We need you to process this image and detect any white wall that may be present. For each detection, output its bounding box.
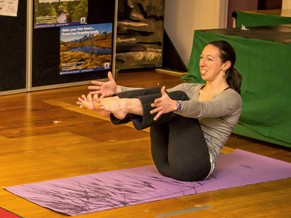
[164,0,228,67]
[282,0,291,9]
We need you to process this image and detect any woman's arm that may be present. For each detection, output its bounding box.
[179,89,242,119]
[88,71,142,97]
[88,71,119,97]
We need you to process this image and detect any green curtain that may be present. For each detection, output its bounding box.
[183,30,291,148]
[235,10,291,28]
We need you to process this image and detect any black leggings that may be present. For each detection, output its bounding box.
[111,87,211,181]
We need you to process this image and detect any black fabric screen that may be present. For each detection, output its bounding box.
[0,1,27,91]
[32,0,116,87]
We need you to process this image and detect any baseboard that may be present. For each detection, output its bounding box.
[155,68,187,77]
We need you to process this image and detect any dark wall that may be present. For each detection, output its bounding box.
[0,1,27,91]
[258,0,282,10]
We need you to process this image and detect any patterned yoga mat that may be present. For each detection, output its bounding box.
[4,149,291,216]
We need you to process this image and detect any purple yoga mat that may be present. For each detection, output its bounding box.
[4,149,291,216]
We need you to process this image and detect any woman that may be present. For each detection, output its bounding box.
[77,40,242,181]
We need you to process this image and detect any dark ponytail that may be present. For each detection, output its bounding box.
[226,67,242,94]
[209,40,242,94]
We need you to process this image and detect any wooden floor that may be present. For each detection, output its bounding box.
[0,70,290,218]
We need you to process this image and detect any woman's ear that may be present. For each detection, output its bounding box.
[222,60,231,71]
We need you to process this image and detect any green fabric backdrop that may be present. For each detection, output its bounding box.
[234,10,291,27]
[183,28,291,148]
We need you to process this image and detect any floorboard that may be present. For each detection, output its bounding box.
[0,70,290,217]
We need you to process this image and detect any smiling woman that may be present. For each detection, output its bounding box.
[199,41,242,99]
[77,40,243,182]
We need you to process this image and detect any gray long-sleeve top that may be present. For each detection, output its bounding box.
[167,83,242,170]
[121,83,242,172]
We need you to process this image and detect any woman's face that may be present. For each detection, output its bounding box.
[199,44,226,82]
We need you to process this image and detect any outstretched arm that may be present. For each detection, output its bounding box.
[150,86,178,121]
[88,71,121,98]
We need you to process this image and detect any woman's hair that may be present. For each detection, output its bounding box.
[209,40,242,94]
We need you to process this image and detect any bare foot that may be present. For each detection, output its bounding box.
[92,95,111,117]
[94,107,111,117]
[99,96,128,119]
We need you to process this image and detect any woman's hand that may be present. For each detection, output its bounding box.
[88,71,117,98]
[150,86,178,121]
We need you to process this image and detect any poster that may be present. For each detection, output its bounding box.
[34,0,88,29]
[0,0,18,17]
[60,23,113,75]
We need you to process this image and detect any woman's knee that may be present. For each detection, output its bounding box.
[167,90,189,101]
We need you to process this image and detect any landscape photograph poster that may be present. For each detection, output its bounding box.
[34,0,88,29]
[60,23,113,75]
